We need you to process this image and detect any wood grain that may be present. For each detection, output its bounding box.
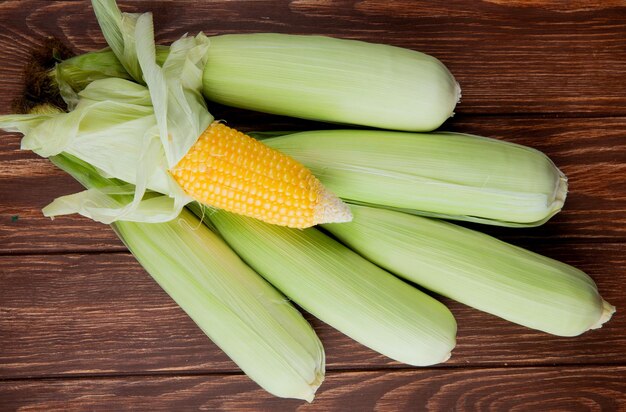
[1,0,625,409]
[2,367,625,411]
[1,244,623,379]
[0,1,626,115]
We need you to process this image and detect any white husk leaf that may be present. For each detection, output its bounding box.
[0,3,213,223]
[134,13,213,167]
[92,0,143,82]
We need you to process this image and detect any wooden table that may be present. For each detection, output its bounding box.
[1,1,625,410]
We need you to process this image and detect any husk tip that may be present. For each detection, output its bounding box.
[590,299,616,330]
[289,372,324,403]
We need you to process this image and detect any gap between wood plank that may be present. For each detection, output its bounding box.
[2,362,626,383]
[2,238,626,258]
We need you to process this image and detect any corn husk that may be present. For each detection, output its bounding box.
[325,204,614,336]
[207,210,457,366]
[0,1,213,223]
[52,24,460,131]
[202,33,460,131]
[49,153,325,401]
[264,129,568,227]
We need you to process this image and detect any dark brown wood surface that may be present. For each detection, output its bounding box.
[1,1,625,410]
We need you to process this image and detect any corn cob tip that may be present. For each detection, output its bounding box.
[590,299,616,330]
[313,187,353,225]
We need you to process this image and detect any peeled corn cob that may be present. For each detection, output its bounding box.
[325,204,614,336]
[171,122,351,228]
[264,129,568,227]
[51,153,325,402]
[207,210,457,366]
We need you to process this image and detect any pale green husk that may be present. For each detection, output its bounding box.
[207,210,457,366]
[53,45,169,105]
[325,204,615,336]
[114,213,324,401]
[202,33,460,131]
[0,77,188,223]
[50,27,460,132]
[49,153,324,401]
[264,129,568,227]
[91,0,214,169]
[0,0,213,224]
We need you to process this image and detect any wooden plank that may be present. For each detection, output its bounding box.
[0,1,625,115]
[1,244,623,379]
[2,115,625,253]
[1,366,625,411]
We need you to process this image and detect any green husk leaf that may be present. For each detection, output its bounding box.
[264,129,568,227]
[53,46,169,103]
[50,153,325,402]
[201,33,460,131]
[207,210,457,366]
[324,204,615,336]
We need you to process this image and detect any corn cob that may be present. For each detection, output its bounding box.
[0,0,351,228]
[50,153,325,402]
[171,122,351,228]
[53,33,459,133]
[207,210,457,367]
[202,33,460,131]
[264,129,567,227]
[324,204,615,336]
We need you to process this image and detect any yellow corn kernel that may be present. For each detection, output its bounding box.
[170,122,351,228]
